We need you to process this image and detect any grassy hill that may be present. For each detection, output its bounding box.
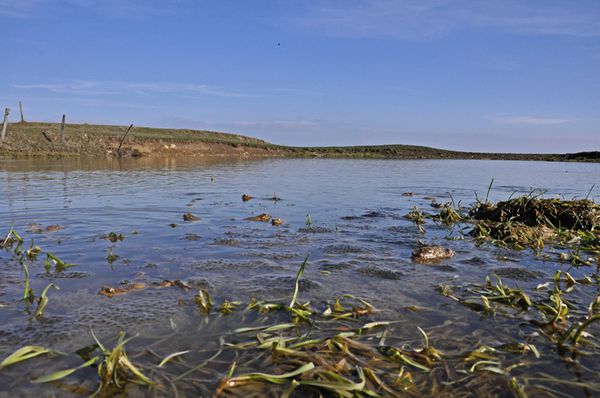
[0,121,597,162]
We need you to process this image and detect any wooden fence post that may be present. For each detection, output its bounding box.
[117,124,134,156]
[1,108,10,141]
[60,114,66,145]
[19,101,25,123]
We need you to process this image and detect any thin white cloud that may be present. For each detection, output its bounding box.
[0,0,45,17]
[491,115,569,126]
[297,0,600,40]
[0,0,188,18]
[232,120,319,128]
[11,80,253,98]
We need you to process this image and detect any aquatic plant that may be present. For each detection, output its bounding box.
[31,283,59,320]
[405,206,426,233]
[33,331,155,394]
[0,346,51,370]
[433,202,464,225]
[45,252,77,272]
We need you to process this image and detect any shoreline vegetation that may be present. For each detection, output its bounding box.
[0,121,598,162]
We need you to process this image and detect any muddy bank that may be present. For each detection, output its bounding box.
[0,122,598,161]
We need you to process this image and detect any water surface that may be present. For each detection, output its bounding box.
[0,157,599,397]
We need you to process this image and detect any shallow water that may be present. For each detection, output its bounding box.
[0,157,599,397]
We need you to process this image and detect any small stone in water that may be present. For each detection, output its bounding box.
[183,213,199,221]
[411,245,455,262]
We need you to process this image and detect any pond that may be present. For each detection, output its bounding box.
[0,157,599,397]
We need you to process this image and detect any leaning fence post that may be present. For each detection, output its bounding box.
[19,101,25,123]
[60,114,66,145]
[1,108,10,141]
[117,124,134,156]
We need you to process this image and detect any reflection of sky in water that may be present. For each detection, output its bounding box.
[2,158,598,215]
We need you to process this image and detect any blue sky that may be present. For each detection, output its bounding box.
[1,0,599,152]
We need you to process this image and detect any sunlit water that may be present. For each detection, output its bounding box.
[0,157,599,397]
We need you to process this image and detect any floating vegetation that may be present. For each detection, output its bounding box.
[26,241,42,260]
[271,217,283,226]
[194,289,213,313]
[469,195,600,252]
[433,202,465,225]
[101,232,125,242]
[405,206,426,233]
[242,194,253,202]
[45,252,77,272]
[106,246,119,264]
[471,196,599,230]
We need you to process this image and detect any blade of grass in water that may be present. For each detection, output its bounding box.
[32,283,59,320]
[289,254,309,308]
[0,346,51,370]
[228,362,315,385]
[32,356,99,383]
[22,263,34,302]
[158,350,190,367]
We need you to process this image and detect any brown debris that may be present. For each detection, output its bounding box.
[271,218,283,226]
[99,283,147,298]
[245,213,271,222]
[183,213,199,221]
[242,194,253,202]
[402,192,414,197]
[26,223,62,233]
[158,279,191,291]
[45,225,62,232]
[99,279,191,297]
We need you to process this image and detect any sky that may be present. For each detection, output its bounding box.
[1,0,599,152]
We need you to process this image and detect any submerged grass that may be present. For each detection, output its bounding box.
[0,254,529,397]
[1,191,599,397]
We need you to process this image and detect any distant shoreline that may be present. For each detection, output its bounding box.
[0,122,598,162]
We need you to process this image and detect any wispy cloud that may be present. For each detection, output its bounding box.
[11,80,254,98]
[0,0,187,18]
[159,117,322,135]
[232,120,319,128]
[296,0,600,40]
[490,115,569,126]
[0,0,45,17]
